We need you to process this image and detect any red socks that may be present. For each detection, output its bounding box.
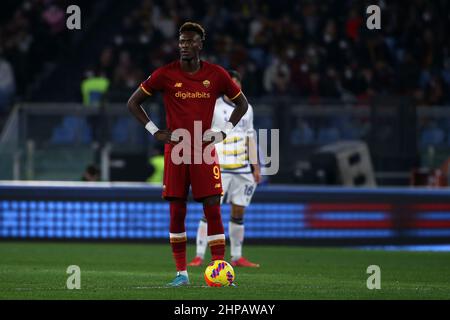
[169,201,225,270]
[203,204,225,261]
[169,201,187,271]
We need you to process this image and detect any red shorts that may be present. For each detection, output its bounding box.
[162,144,223,201]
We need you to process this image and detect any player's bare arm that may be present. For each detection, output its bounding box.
[205,93,249,144]
[219,92,248,140]
[228,93,249,129]
[127,87,176,144]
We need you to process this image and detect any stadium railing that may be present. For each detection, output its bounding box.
[1,100,450,184]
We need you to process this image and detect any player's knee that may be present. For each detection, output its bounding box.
[231,204,245,219]
[203,195,221,206]
[203,200,221,221]
[170,200,187,212]
[171,198,187,205]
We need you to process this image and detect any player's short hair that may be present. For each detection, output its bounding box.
[179,22,206,41]
[228,70,242,82]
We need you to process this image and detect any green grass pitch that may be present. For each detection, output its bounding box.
[0,242,449,299]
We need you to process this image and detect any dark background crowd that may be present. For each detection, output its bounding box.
[1,0,450,185]
[0,0,449,111]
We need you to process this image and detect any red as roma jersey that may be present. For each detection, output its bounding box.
[140,60,241,136]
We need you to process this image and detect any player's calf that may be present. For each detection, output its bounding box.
[188,217,207,266]
[169,201,189,280]
[203,199,226,261]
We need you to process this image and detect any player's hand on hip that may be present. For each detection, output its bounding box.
[155,129,179,145]
[203,129,226,144]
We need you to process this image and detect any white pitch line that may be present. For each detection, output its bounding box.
[133,285,210,289]
[9,285,216,291]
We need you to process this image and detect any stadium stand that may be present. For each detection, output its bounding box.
[1,0,448,105]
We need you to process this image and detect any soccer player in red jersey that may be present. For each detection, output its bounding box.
[127,22,249,287]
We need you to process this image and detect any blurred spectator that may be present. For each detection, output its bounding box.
[1,0,450,105]
[97,47,116,80]
[81,69,110,107]
[346,8,363,42]
[320,67,342,99]
[424,75,447,106]
[112,50,145,91]
[263,57,291,94]
[41,4,65,35]
[81,164,100,182]
[146,144,164,184]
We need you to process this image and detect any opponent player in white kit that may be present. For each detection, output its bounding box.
[188,70,261,267]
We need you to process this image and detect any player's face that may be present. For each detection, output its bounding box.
[179,32,202,61]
